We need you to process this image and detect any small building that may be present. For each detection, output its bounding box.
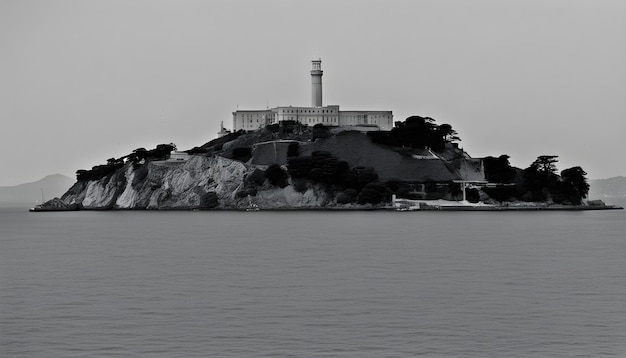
[167,151,191,162]
[217,121,232,138]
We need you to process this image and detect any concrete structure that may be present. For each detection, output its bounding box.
[311,59,323,107]
[217,121,231,138]
[232,59,393,132]
[167,151,191,162]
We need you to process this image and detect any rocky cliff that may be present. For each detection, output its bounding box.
[60,155,333,210]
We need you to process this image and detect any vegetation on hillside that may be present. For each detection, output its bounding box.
[522,156,589,204]
[70,114,591,207]
[368,116,460,150]
[76,143,176,182]
[482,154,590,205]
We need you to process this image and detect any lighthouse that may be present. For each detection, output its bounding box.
[232,59,393,131]
[311,59,323,107]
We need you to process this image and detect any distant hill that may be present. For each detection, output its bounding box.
[588,176,626,199]
[0,174,75,206]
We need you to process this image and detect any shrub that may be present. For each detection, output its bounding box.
[232,147,252,162]
[483,155,516,183]
[287,142,300,157]
[245,168,266,186]
[264,164,289,188]
[201,192,219,209]
[353,167,379,191]
[336,189,358,204]
[385,178,403,192]
[368,116,455,150]
[466,188,480,203]
[395,186,410,199]
[483,185,515,202]
[312,123,331,141]
[356,182,392,205]
[292,178,308,193]
[287,156,313,178]
[357,187,382,205]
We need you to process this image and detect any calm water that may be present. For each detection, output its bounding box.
[1,205,625,357]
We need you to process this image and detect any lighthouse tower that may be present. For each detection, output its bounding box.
[311,59,323,107]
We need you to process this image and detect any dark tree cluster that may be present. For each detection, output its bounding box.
[126,143,176,164]
[76,159,124,182]
[561,166,590,204]
[368,116,461,151]
[356,182,393,205]
[281,151,398,205]
[264,164,289,188]
[232,147,252,162]
[76,143,177,182]
[483,155,517,183]
[287,151,365,189]
[482,185,525,203]
[520,155,589,204]
[481,155,589,204]
[287,142,300,157]
[311,123,331,141]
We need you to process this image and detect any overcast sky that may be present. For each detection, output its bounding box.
[1,0,625,186]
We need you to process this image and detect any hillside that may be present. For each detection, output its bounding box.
[47,118,486,210]
[41,117,602,211]
[0,174,74,206]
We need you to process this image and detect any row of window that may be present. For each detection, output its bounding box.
[280,109,336,114]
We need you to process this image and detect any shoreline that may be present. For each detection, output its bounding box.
[29,204,624,212]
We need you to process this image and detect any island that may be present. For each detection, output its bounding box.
[34,116,621,211]
[32,59,622,212]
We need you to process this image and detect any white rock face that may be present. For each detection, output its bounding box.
[62,155,333,210]
[115,166,137,209]
[82,173,122,208]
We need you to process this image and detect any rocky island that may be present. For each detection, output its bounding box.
[35,116,621,211]
[33,59,621,212]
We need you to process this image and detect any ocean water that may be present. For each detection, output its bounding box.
[1,205,625,357]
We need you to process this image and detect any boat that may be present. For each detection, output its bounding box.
[392,194,422,211]
[246,195,260,212]
[29,196,79,212]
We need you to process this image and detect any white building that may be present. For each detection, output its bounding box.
[232,59,393,132]
[167,151,190,162]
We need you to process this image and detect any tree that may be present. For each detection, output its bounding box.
[200,192,219,209]
[375,115,453,150]
[521,155,559,200]
[438,123,461,142]
[561,166,590,203]
[264,164,289,188]
[287,156,313,178]
[531,155,559,174]
[336,189,358,204]
[356,182,392,205]
[483,155,516,183]
[76,169,90,181]
[356,187,382,205]
[312,123,331,141]
[132,147,148,162]
[287,142,300,157]
[232,147,252,161]
[151,143,176,159]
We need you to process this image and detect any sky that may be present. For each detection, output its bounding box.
[1,0,625,186]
